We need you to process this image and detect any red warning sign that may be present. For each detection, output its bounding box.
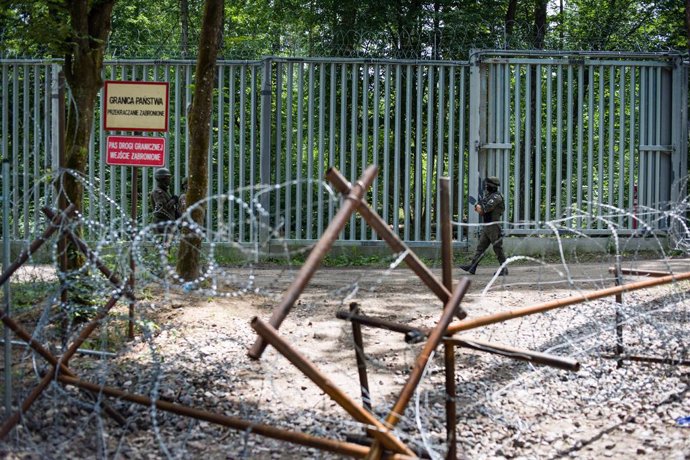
[106,135,166,167]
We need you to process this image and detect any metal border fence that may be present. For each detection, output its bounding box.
[0,52,687,247]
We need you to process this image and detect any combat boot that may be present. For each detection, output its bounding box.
[460,256,480,275]
[459,264,476,275]
[495,267,508,276]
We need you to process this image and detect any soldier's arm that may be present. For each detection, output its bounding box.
[481,193,502,213]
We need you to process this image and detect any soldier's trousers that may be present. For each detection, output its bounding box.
[470,224,506,266]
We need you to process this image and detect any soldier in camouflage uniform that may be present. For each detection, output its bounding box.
[460,176,508,276]
[150,167,180,237]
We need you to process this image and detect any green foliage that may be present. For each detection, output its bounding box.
[5,280,56,311]
[5,0,683,60]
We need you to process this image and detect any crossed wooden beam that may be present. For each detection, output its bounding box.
[0,204,131,437]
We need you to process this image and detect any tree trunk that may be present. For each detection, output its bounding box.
[176,0,224,281]
[180,0,189,58]
[61,0,115,272]
[505,0,518,45]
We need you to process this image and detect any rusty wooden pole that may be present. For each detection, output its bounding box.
[251,316,415,456]
[446,270,690,335]
[60,294,121,367]
[608,267,673,278]
[43,208,134,300]
[349,303,372,412]
[129,167,138,339]
[439,177,457,460]
[336,310,422,335]
[444,337,581,371]
[385,278,470,428]
[367,278,471,459]
[248,165,379,360]
[325,168,467,320]
[0,204,76,289]
[56,375,416,460]
[0,372,53,439]
[612,259,625,368]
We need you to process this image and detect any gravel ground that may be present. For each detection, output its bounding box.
[1,259,689,459]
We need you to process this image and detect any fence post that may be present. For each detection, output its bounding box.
[468,50,483,236]
[259,58,272,248]
[2,158,12,418]
[671,55,688,203]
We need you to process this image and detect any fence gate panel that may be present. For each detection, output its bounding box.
[475,52,687,236]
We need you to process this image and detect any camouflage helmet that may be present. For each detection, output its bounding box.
[486,176,500,187]
[154,168,172,180]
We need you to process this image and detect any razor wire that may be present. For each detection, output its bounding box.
[0,18,685,61]
[0,169,688,459]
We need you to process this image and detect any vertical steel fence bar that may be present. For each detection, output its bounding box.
[317,63,325,238]
[383,64,391,226]
[361,63,369,240]
[503,63,511,227]
[448,68,456,235]
[556,65,563,222]
[654,66,662,210]
[608,66,615,213]
[565,63,568,228]
[327,63,336,226]
[587,64,594,228]
[294,63,303,240]
[514,64,522,225]
[91,67,101,228]
[119,66,130,219]
[535,64,542,225]
[275,64,284,231]
[306,63,314,240]
[436,67,445,237]
[425,65,434,240]
[317,63,326,237]
[44,64,52,221]
[349,63,357,240]
[32,67,40,229]
[228,65,237,238]
[392,64,401,237]
[576,64,584,229]
[239,65,247,242]
[22,65,29,237]
[3,158,12,417]
[628,67,636,230]
[487,65,495,175]
[372,64,380,238]
[643,66,651,211]
[524,64,532,226]
[1,64,7,231]
[566,64,573,226]
[108,66,119,225]
[457,67,466,241]
[404,64,412,240]
[618,67,626,226]
[597,64,604,228]
[545,64,553,223]
[173,65,182,198]
[217,66,225,231]
[259,60,270,245]
[415,65,423,241]
[11,66,18,237]
[250,66,257,243]
[339,63,346,240]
